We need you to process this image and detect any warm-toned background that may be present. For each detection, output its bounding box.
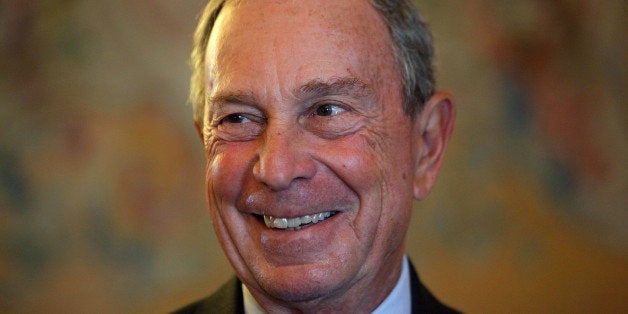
[1,1,626,313]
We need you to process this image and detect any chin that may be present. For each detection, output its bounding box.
[259,278,341,304]
[251,259,359,304]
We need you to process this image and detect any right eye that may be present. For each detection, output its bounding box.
[214,113,264,141]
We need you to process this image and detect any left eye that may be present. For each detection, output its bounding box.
[315,104,345,116]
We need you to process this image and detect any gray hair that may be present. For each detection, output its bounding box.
[190,0,434,128]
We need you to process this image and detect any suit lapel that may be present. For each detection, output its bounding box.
[408,260,459,313]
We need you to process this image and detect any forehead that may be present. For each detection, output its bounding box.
[206,0,399,100]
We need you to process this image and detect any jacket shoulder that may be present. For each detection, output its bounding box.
[409,260,460,313]
[171,276,244,314]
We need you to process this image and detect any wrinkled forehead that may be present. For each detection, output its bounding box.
[205,0,400,96]
[216,0,386,39]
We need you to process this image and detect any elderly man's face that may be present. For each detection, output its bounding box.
[201,0,452,310]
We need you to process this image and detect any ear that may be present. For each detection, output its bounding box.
[413,92,456,200]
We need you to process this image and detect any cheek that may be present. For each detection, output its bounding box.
[205,142,255,206]
[327,127,415,224]
[330,126,414,192]
[323,137,382,190]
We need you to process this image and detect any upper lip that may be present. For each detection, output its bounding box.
[242,195,338,219]
[240,186,356,223]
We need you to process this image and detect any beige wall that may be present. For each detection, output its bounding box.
[1,1,625,313]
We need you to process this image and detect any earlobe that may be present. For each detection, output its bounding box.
[412,92,456,200]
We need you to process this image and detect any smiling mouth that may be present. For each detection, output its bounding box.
[262,211,336,230]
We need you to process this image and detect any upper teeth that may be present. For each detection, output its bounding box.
[264,212,333,230]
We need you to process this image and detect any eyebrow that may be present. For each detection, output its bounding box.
[296,77,373,102]
[208,91,259,107]
[207,77,374,108]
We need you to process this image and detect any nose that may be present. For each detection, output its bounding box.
[253,124,316,190]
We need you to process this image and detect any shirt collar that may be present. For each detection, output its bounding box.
[371,255,412,314]
[243,255,411,314]
[242,284,265,314]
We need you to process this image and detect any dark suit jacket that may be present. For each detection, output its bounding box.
[174,261,459,313]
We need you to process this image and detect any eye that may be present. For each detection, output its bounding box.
[213,112,265,142]
[221,113,251,124]
[300,101,361,140]
[315,103,345,117]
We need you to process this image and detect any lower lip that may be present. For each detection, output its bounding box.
[254,212,342,265]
